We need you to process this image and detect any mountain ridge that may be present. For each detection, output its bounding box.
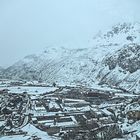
[2,22,140,93]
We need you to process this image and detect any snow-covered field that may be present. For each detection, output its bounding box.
[0,86,58,94]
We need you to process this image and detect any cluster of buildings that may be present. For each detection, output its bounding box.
[0,83,140,140]
[0,89,30,136]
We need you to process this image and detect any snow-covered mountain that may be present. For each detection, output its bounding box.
[3,47,97,85]
[2,22,140,93]
[97,43,140,93]
[0,66,4,78]
[0,66,4,71]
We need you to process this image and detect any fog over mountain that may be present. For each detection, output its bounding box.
[0,0,140,67]
[1,22,140,93]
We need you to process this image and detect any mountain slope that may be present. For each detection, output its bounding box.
[97,43,140,93]
[0,66,4,78]
[3,47,98,85]
[2,22,140,92]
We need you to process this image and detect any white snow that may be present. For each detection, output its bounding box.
[0,86,58,94]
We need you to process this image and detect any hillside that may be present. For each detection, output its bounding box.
[97,43,140,93]
[2,22,140,93]
[0,66,4,78]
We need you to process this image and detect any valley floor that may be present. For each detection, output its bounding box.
[0,80,140,140]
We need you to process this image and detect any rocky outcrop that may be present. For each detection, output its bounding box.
[97,43,140,93]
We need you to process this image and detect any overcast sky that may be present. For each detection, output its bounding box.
[0,0,140,67]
